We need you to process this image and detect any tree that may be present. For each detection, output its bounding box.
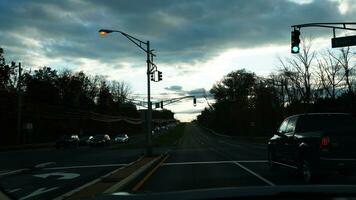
[110,81,131,104]
[316,50,344,100]
[279,38,316,104]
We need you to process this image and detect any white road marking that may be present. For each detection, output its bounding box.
[52,157,143,200]
[162,160,267,166]
[273,161,298,169]
[34,162,56,169]
[44,163,127,170]
[8,188,21,193]
[234,162,275,186]
[0,168,28,176]
[33,172,80,180]
[19,187,58,200]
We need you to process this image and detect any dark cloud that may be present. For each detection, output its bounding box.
[0,0,354,68]
[164,85,183,91]
[187,88,208,96]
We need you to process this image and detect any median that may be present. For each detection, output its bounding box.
[61,153,168,200]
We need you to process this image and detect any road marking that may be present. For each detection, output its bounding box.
[44,163,127,170]
[53,157,143,200]
[34,162,56,169]
[0,168,28,176]
[8,188,21,193]
[33,172,80,180]
[233,162,275,186]
[132,154,170,192]
[19,187,58,200]
[162,160,267,166]
[273,161,298,169]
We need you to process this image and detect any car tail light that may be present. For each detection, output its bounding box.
[320,136,330,148]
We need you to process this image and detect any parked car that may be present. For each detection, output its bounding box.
[91,134,111,146]
[79,135,93,146]
[114,134,129,143]
[268,113,356,183]
[56,134,80,149]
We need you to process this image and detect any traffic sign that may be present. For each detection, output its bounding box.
[332,35,356,48]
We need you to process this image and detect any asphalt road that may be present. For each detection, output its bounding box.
[0,146,143,200]
[139,123,356,193]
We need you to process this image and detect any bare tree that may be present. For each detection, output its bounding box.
[279,38,316,104]
[329,47,355,94]
[316,50,343,100]
[110,81,131,104]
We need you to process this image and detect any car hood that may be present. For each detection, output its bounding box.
[82,185,356,200]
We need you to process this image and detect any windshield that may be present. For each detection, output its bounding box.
[2,1,356,200]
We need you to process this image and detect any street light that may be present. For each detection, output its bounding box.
[98,28,155,156]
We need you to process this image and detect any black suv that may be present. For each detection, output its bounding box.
[268,113,356,182]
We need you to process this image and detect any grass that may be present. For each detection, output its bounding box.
[153,123,186,147]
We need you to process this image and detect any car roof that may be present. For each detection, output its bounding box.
[288,113,351,118]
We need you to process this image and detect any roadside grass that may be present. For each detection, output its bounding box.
[153,123,186,147]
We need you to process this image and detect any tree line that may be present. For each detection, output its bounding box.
[197,40,356,137]
[0,47,174,145]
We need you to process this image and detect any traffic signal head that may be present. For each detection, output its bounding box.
[291,29,300,54]
[151,73,155,81]
[193,97,197,106]
[160,101,163,109]
[158,71,162,81]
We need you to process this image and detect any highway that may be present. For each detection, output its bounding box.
[1,123,356,199]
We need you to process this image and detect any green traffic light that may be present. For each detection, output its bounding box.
[292,46,299,53]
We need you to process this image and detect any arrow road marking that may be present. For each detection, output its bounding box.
[19,187,58,200]
[33,172,80,180]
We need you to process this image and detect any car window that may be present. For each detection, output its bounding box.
[297,114,356,133]
[278,119,288,133]
[285,116,297,134]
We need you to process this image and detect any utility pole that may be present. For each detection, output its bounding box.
[146,41,153,156]
[17,62,22,144]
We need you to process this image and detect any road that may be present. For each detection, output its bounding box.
[1,124,356,199]
[0,146,143,200]
[139,123,356,192]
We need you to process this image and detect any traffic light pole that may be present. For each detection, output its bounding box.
[146,41,153,156]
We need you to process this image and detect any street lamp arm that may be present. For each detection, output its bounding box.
[119,31,149,53]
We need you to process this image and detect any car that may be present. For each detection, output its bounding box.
[79,135,93,146]
[268,113,356,183]
[91,134,111,146]
[114,134,129,143]
[56,134,80,149]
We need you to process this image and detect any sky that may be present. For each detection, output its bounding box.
[0,0,356,122]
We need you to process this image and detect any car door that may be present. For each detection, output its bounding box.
[283,116,298,164]
[274,118,289,160]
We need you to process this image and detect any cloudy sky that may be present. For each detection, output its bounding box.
[1,0,355,121]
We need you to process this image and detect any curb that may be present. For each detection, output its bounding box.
[104,154,164,193]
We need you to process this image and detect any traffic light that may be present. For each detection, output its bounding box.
[291,29,300,54]
[155,102,160,109]
[160,101,163,109]
[158,71,162,81]
[193,97,197,106]
[150,72,155,81]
